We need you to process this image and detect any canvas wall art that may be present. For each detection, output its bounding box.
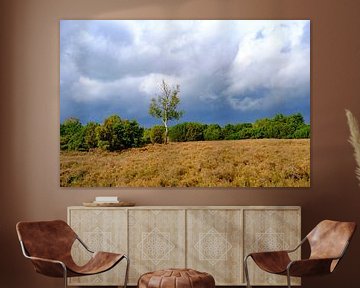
[60,20,310,187]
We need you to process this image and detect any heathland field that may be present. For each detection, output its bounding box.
[60,139,310,187]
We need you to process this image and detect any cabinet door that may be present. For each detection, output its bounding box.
[187,209,243,285]
[128,209,186,284]
[243,209,301,286]
[68,208,127,286]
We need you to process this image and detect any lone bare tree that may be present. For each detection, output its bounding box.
[149,80,183,144]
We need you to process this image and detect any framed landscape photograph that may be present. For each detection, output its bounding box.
[60,20,310,187]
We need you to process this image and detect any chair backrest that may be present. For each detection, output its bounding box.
[307,220,356,261]
[16,220,77,261]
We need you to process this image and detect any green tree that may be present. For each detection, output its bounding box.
[204,124,223,141]
[168,122,206,142]
[293,125,310,138]
[60,117,83,150]
[223,124,236,140]
[96,115,122,151]
[227,127,253,140]
[121,119,144,148]
[149,80,184,144]
[142,128,152,144]
[223,123,252,140]
[168,122,188,142]
[185,122,206,141]
[67,127,87,151]
[84,122,99,149]
[96,115,144,151]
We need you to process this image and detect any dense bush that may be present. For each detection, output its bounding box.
[84,122,99,149]
[150,125,166,144]
[169,122,206,142]
[252,113,307,139]
[97,115,144,151]
[204,124,223,141]
[223,123,252,140]
[186,122,206,141]
[60,118,87,151]
[228,127,253,140]
[292,125,311,138]
[168,123,187,142]
[142,128,151,144]
[61,115,144,151]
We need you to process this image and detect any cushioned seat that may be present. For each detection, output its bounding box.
[138,268,215,288]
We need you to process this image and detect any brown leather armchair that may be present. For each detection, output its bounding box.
[16,220,129,288]
[244,220,356,288]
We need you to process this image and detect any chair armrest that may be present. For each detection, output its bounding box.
[247,250,291,260]
[26,255,67,278]
[19,240,67,277]
[76,236,94,253]
[26,255,65,265]
[245,237,306,259]
[287,258,335,277]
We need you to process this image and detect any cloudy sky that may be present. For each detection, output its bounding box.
[60,20,310,127]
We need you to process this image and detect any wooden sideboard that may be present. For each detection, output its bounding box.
[67,206,301,286]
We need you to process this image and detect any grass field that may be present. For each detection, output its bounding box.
[60,139,310,187]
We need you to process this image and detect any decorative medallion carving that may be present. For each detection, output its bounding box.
[138,228,175,265]
[194,227,232,265]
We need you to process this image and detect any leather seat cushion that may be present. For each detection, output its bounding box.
[138,268,215,288]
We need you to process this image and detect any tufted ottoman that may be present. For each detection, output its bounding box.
[138,268,215,288]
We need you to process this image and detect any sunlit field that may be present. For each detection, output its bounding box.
[60,139,310,187]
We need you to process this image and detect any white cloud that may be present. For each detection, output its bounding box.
[61,20,310,123]
[225,21,310,111]
[139,73,181,96]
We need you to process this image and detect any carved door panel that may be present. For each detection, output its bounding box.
[68,208,127,286]
[128,209,186,284]
[243,209,301,286]
[187,209,243,285]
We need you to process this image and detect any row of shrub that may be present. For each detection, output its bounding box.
[60,115,144,151]
[60,113,310,151]
[143,113,310,144]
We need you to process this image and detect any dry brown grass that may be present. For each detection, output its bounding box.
[60,139,310,187]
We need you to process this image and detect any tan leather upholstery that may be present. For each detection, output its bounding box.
[16,220,125,278]
[138,268,215,288]
[307,220,356,260]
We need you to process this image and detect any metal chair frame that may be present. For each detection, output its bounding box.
[19,234,129,288]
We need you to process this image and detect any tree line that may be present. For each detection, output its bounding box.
[60,113,310,152]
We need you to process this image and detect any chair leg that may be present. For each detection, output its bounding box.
[62,264,68,288]
[286,269,291,288]
[244,255,252,288]
[123,255,130,288]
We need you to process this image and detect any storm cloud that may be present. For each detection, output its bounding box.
[60,20,310,126]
